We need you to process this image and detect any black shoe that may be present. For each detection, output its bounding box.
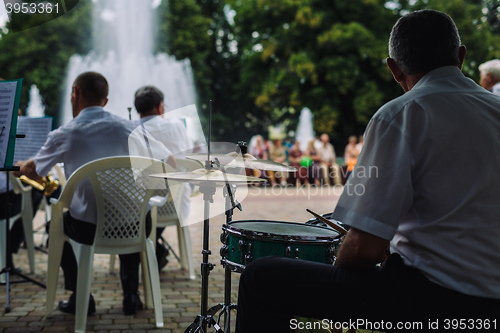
[123,291,144,315]
[156,241,169,270]
[58,293,96,315]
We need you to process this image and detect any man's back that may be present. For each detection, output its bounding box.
[35,107,136,223]
[140,116,192,155]
[336,66,500,298]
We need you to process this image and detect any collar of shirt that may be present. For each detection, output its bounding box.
[412,66,464,90]
[73,106,107,122]
[139,115,159,124]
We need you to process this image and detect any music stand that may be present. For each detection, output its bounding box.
[1,154,46,314]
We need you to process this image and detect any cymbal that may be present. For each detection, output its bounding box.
[186,152,297,172]
[150,168,266,185]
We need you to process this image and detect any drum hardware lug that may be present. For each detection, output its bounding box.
[220,245,228,257]
[294,247,299,259]
[239,239,246,264]
[244,243,253,265]
[220,233,228,244]
[285,245,291,257]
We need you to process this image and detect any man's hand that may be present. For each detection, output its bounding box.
[12,160,25,177]
[13,158,41,180]
[334,227,390,271]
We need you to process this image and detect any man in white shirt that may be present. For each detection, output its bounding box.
[235,10,500,332]
[133,86,193,269]
[16,72,173,315]
[479,59,500,96]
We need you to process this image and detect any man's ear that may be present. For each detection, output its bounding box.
[386,58,405,83]
[458,45,467,70]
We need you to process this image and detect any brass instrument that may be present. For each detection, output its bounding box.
[20,173,60,196]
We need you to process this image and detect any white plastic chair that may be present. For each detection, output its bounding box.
[152,158,198,279]
[152,158,197,279]
[110,158,197,280]
[0,173,36,283]
[150,181,196,280]
[45,156,166,332]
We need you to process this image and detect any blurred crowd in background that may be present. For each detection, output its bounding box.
[246,133,363,187]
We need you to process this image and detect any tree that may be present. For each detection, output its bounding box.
[226,0,401,146]
[156,0,246,142]
[0,1,92,121]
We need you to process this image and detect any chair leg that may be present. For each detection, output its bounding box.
[109,254,116,274]
[140,251,153,309]
[145,238,164,328]
[178,225,196,280]
[45,209,66,316]
[73,244,95,333]
[21,214,36,274]
[20,189,34,273]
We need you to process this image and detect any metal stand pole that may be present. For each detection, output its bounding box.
[185,185,218,333]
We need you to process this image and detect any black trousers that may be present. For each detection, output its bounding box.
[60,211,152,295]
[236,254,500,333]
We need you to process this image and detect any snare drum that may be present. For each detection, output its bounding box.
[220,220,342,272]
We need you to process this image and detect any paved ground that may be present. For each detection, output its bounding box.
[0,185,342,332]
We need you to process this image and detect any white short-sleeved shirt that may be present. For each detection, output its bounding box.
[35,106,169,223]
[138,115,193,219]
[333,66,500,299]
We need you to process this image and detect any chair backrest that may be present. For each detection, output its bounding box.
[153,160,192,223]
[153,184,185,224]
[8,173,33,222]
[57,156,170,254]
[8,172,31,195]
[52,163,67,187]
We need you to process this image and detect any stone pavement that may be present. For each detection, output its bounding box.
[0,185,342,332]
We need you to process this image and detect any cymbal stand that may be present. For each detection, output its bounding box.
[207,182,241,333]
[209,142,248,332]
[185,100,222,333]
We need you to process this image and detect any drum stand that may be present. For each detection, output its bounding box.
[207,183,241,332]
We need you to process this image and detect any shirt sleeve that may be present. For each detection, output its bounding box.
[34,130,63,177]
[332,116,414,240]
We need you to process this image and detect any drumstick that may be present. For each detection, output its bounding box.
[306,209,347,235]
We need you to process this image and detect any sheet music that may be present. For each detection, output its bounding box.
[13,117,52,162]
[0,81,18,168]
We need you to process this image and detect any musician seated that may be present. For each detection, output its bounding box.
[235,10,500,332]
[15,71,174,315]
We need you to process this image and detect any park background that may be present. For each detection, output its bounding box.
[1,0,500,152]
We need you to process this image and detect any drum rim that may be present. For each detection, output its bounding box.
[223,219,341,243]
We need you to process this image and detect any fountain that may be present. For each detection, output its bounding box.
[60,0,203,144]
[26,84,45,117]
[295,107,315,151]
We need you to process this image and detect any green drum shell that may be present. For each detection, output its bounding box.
[220,220,341,273]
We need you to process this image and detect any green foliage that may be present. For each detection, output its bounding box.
[0,0,92,121]
[227,0,399,144]
[2,0,500,148]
